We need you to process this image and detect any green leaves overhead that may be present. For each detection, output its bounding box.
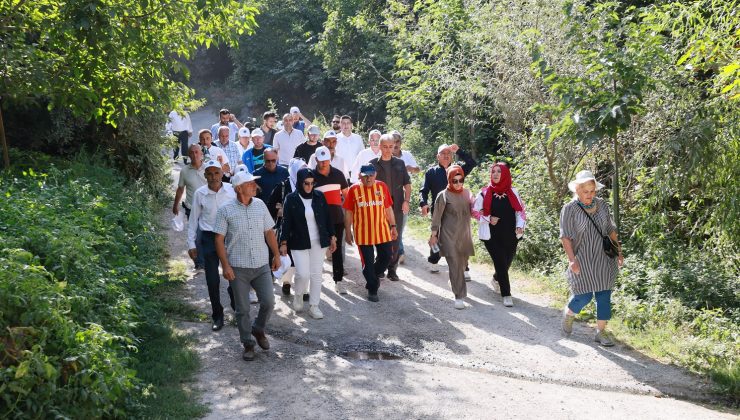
[0,0,259,127]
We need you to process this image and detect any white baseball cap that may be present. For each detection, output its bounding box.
[238,127,250,137]
[231,171,260,186]
[290,106,300,114]
[437,143,452,154]
[307,125,321,135]
[315,146,331,162]
[251,128,264,137]
[203,159,222,170]
[323,130,338,139]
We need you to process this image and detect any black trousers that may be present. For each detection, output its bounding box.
[358,242,392,294]
[482,238,518,297]
[332,223,345,282]
[173,131,189,159]
[200,231,235,320]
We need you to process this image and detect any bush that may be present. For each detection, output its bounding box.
[0,153,169,417]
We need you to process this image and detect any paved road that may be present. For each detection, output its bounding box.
[168,110,734,419]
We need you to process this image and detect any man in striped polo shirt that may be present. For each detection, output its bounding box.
[343,165,398,302]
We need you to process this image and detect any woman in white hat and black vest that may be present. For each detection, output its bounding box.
[559,170,624,346]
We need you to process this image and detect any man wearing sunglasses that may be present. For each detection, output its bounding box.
[254,149,289,204]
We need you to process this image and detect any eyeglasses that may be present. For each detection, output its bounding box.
[451,178,464,184]
[303,181,315,186]
[264,159,277,163]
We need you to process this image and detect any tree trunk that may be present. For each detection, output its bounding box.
[613,134,620,236]
[0,99,9,170]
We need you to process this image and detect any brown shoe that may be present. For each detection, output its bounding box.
[242,344,256,361]
[252,330,270,350]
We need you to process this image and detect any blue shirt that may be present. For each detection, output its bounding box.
[242,144,273,173]
[419,148,477,211]
[254,165,289,204]
[293,120,306,133]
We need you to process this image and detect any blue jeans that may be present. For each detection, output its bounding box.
[231,265,275,346]
[568,290,612,321]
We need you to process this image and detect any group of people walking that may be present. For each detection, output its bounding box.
[171,105,624,361]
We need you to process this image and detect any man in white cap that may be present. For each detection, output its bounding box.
[188,159,236,331]
[313,146,350,293]
[350,129,381,184]
[335,115,364,181]
[214,170,281,361]
[289,106,312,134]
[273,113,305,166]
[236,127,253,159]
[419,142,477,273]
[241,128,273,173]
[308,130,348,177]
[293,124,322,163]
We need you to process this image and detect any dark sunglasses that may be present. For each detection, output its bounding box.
[264,159,277,163]
[451,178,464,184]
[303,181,316,186]
[331,120,340,124]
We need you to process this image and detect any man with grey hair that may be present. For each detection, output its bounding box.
[214,171,281,361]
[174,144,206,270]
[370,133,411,281]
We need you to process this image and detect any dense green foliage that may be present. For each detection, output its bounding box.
[225,0,739,396]
[0,154,202,417]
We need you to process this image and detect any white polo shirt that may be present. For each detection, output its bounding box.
[335,132,364,179]
[273,128,305,166]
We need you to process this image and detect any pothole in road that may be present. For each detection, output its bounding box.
[341,351,403,361]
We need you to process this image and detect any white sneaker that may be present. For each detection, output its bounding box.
[293,294,304,312]
[430,264,440,274]
[503,296,514,307]
[454,299,465,310]
[249,291,258,304]
[335,282,347,295]
[464,270,471,281]
[308,305,324,319]
[491,274,500,294]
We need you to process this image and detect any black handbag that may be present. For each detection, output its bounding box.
[577,204,619,259]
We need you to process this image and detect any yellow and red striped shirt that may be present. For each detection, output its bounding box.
[343,181,393,245]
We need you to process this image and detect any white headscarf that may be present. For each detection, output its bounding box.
[288,158,308,192]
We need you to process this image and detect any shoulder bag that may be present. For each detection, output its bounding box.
[577,203,619,259]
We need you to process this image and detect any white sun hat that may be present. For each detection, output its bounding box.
[568,170,605,192]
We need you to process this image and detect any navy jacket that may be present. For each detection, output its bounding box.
[419,148,477,212]
[254,165,289,203]
[279,190,335,250]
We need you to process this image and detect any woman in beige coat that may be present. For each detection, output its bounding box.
[429,165,475,309]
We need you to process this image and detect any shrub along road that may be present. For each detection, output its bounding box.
[164,135,734,419]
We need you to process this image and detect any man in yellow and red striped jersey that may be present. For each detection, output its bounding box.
[343,165,398,302]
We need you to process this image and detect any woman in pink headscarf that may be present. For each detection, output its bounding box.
[472,163,526,307]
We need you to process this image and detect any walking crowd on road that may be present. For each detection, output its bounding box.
[171,104,624,361]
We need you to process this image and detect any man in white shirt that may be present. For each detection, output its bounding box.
[210,108,243,142]
[167,109,193,163]
[350,129,381,184]
[308,131,348,178]
[391,130,420,174]
[188,160,236,331]
[272,113,305,166]
[236,127,253,159]
[197,129,230,175]
[335,115,365,181]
